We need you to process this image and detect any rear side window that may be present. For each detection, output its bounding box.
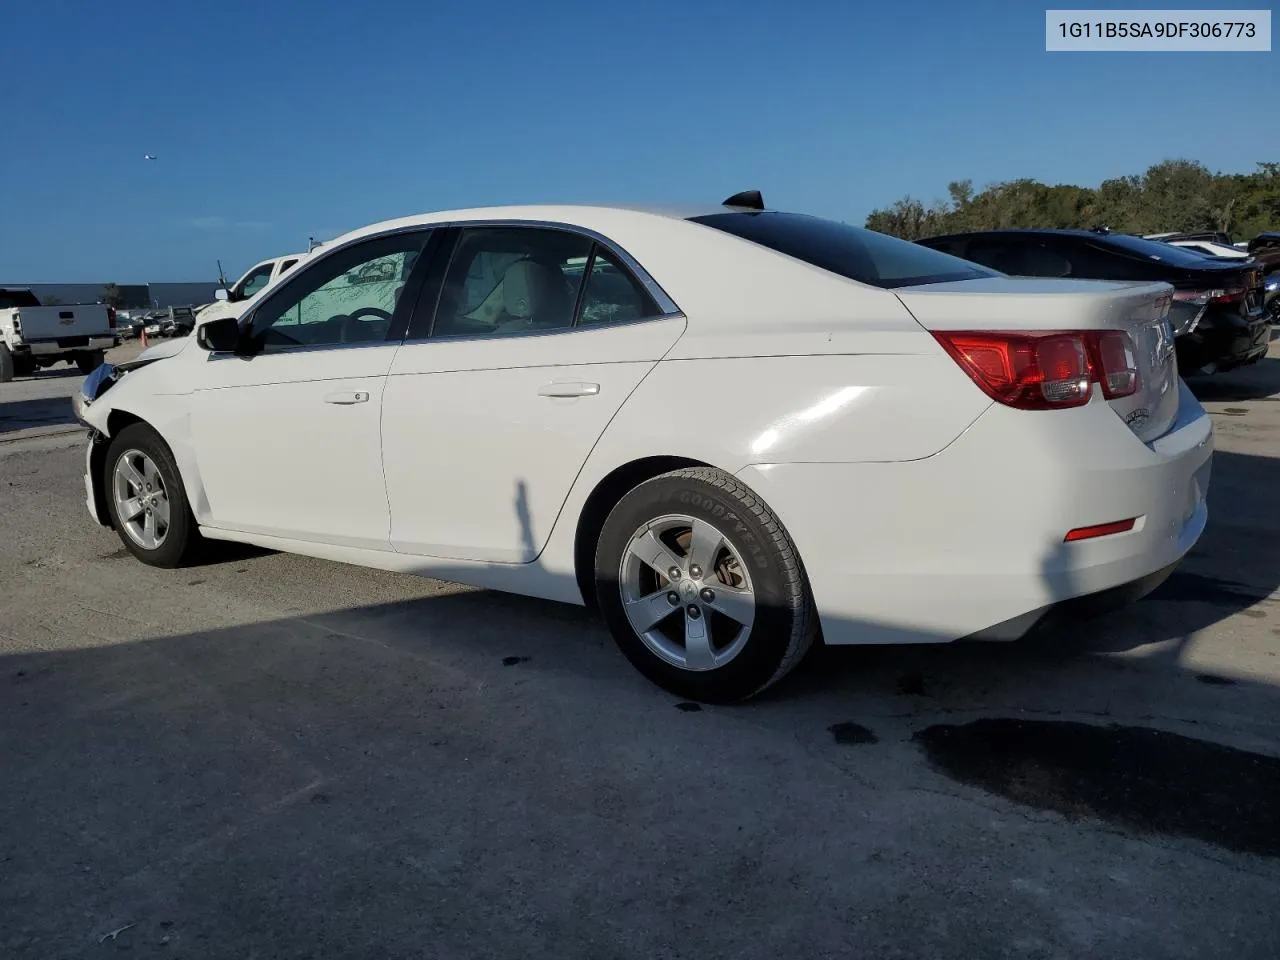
[689,212,997,289]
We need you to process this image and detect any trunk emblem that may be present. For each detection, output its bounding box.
[1125,408,1151,429]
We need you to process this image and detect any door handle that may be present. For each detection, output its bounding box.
[537,381,600,398]
[324,390,370,405]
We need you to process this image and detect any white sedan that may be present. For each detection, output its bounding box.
[74,194,1213,702]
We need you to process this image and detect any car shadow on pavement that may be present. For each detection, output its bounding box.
[3,548,1280,958]
[1187,357,1280,402]
[0,396,74,434]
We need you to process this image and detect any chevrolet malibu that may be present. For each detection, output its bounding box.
[74,193,1213,702]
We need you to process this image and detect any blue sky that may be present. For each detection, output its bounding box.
[2,0,1276,281]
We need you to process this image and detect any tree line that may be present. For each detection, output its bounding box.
[864,160,1280,241]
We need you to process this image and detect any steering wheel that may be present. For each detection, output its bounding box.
[340,306,393,343]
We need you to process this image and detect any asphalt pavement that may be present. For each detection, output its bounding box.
[1,337,1278,958]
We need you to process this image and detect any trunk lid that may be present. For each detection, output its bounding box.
[894,276,1179,443]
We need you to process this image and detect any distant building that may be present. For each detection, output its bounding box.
[0,281,217,309]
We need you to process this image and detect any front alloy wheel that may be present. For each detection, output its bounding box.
[104,422,204,568]
[112,449,171,550]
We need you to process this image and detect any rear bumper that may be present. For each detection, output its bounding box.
[16,336,115,356]
[737,380,1212,646]
[1177,309,1270,373]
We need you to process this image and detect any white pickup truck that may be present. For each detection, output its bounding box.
[0,288,116,382]
[194,251,311,327]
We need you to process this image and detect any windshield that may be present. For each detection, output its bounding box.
[689,211,998,289]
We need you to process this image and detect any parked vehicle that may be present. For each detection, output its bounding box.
[1247,231,1280,255]
[1163,239,1250,260]
[916,229,1269,375]
[73,196,1212,702]
[0,287,115,381]
[1146,231,1280,275]
[1265,272,1280,322]
[195,252,311,327]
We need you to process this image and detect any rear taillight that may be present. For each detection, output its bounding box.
[1175,283,1247,305]
[933,330,1140,411]
[11,312,20,335]
[107,307,117,328]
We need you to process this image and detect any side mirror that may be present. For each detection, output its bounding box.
[214,288,231,302]
[196,316,242,352]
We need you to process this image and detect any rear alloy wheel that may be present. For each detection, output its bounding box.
[595,467,817,703]
[105,423,204,567]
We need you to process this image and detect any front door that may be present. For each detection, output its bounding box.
[189,229,433,548]
[381,225,685,562]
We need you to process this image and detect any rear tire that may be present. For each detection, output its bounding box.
[76,350,105,375]
[12,355,36,378]
[594,467,817,703]
[104,423,205,568]
[0,344,13,383]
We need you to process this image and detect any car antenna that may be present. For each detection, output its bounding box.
[723,190,764,210]
[216,259,228,287]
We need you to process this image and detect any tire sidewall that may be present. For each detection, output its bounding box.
[595,474,802,703]
[104,424,195,568]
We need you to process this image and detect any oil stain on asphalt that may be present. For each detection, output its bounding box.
[829,722,878,745]
[914,718,1280,857]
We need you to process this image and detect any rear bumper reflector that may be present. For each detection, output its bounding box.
[1064,518,1137,542]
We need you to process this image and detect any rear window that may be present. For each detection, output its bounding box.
[0,289,41,309]
[1098,233,1224,268]
[688,212,998,289]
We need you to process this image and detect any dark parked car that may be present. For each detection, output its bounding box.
[1247,231,1280,255]
[916,229,1269,375]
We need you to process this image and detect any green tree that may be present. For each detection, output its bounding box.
[100,283,124,308]
[865,160,1280,241]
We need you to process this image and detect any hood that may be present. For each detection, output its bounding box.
[120,335,190,370]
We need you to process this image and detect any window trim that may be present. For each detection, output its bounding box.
[403,220,682,344]
[235,226,437,357]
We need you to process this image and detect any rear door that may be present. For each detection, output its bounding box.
[381,224,685,562]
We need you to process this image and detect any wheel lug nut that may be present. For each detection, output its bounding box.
[687,605,701,620]
[700,588,715,603]
[689,565,702,579]
[667,591,679,605]
[668,567,681,581]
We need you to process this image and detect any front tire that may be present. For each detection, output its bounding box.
[76,350,105,375]
[0,343,13,383]
[594,467,817,703]
[104,423,204,568]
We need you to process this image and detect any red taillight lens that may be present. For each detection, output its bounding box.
[107,307,117,328]
[934,330,1140,410]
[1089,330,1139,399]
[934,331,1092,410]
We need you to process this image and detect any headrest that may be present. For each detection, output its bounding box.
[502,259,567,320]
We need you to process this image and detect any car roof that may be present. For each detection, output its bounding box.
[324,202,750,248]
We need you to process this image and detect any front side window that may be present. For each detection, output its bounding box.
[431,227,593,338]
[248,231,429,352]
[690,211,998,289]
[235,262,276,300]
